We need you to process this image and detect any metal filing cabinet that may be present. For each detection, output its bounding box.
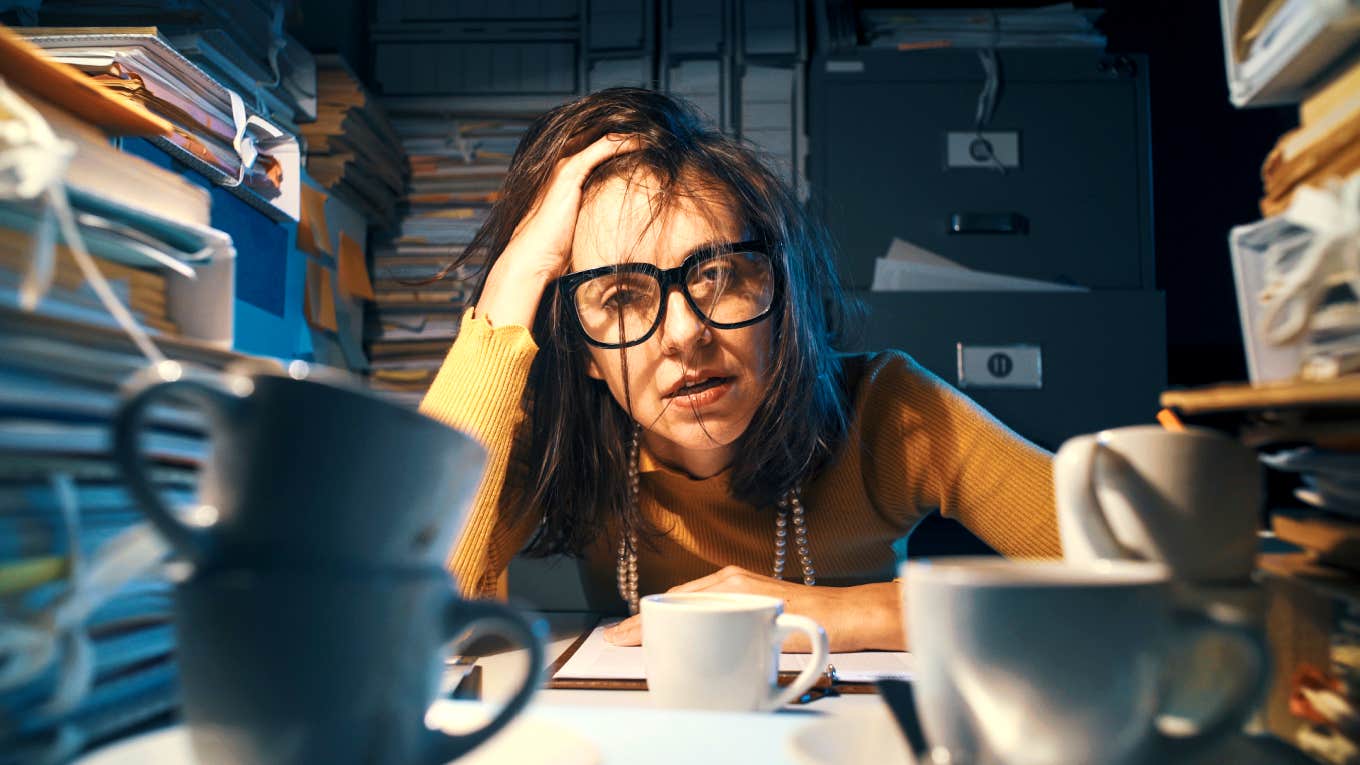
[848,291,1167,452]
[811,48,1164,450]
[811,48,1154,290]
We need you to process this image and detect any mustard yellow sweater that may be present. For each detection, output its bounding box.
[420,311,1061,600]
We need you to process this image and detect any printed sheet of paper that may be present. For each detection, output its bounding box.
[553,623,913,683]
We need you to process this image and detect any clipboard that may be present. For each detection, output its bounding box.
[544,618,880,699]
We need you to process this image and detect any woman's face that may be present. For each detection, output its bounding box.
[570,174,774,478]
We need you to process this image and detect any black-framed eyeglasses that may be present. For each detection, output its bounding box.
[557,240,778,349]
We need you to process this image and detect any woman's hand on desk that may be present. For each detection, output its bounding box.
[600,566,907,652]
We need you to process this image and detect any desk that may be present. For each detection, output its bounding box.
[461,613,1314,765]
[76,612,1317,765]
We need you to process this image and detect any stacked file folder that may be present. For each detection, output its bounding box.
[1226,27,1360,386]
[300,56,408,231]
[0,308,212,764]
[1219,0,1360,108]
[0,29,235,346]
[0,30,235,761]
[367,116,529,406]
[18,26,301,223]
[1261,57,1360,218]
[33,0,315,124]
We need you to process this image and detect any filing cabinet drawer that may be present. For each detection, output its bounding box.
[811,49,1153,291]
[848,290,1167,451]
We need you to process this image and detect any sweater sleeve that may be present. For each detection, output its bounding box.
[418,310,543,597]
[861,352,1062,558]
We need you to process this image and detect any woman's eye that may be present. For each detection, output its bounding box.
[603,288,643,310]
[699,264,735,284]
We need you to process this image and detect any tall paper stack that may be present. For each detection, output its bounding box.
[300,55,409,231]
[366,116,531,407]
[0,29,241,761]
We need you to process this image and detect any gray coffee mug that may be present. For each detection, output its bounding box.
[903,557,1269,765]
[173,565,544,765]
[113,360,486,568]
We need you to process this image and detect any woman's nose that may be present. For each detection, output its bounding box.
[658,288,709,355]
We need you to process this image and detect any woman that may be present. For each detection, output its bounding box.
[420,88,1060,652]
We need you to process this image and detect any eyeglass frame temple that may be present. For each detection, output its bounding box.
[556,240,780,350]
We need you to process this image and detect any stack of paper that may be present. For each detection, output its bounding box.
[0,308,230,763]
[299,56,408,230]
[168,29,310,136]
[18,27,301,223]
[1261,55,1360,216]
[366,116,530,407]
[0,30,235,346]
[1264,447,1360,517]
[870,237,1088,293]
[1219,0,1360,108]
[0,34,248,759]
[33,0,314,120]
[861,3,1105,49]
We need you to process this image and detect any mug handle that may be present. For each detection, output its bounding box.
[422,599,546,764]
[761,614,829,711]
[1054,435,1142,563]
[1151,606,1271,760]
[1049,435,1126,560]
[112,362,247,563]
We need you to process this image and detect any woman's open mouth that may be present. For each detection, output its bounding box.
[666,376,734,408]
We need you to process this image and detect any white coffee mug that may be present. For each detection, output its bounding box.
[641,593,829,712]
[1054,425,1262,584]
[902,557,1269,765]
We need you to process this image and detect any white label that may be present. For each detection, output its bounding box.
[946,131,1021,169]
[957,344,1042,389]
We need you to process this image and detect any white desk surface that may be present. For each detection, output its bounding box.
[467,612,1314,765]
[472,612,884,715]
[76,612,1314,765]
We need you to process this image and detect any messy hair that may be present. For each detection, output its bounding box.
[445,87,857,557]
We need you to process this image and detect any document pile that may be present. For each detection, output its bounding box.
[1262,56,1360,217]
[367,116,529,407]
[0,309,216,765]
[33,0,313,126]
[861,3,1105,50]
[1231,174,1360,385]
[18,26,301,222]
[870,237,1088,293]
[0,28,236,763]
[1219,0,1360,108]
[1227,36,1360,385]
[0,26,235,346]
[299,56,408,231]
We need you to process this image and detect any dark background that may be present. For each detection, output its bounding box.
[286,0,1299,390]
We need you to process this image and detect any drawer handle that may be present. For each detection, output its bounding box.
[949,212,1029,235]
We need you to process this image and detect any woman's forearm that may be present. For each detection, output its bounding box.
[838,581,908,651]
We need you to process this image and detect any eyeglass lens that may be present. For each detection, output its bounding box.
[573,250,774,347]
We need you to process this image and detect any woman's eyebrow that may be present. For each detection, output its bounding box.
[679,238,738,260]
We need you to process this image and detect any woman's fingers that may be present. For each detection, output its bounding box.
[666,565,754,593]
[556,133,643,187]
[602,615,642,646]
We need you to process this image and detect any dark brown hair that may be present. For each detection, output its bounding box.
[444,88,858,557]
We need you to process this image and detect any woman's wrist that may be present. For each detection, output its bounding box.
[840,581,907,651]
[475,255,556,329]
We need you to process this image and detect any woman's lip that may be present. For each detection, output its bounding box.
[670,378,734,409]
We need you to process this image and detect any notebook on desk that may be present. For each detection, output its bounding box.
[546,619,914,696]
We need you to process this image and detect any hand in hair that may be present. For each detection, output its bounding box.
[601,566,907,653]
[475,133,643,329]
